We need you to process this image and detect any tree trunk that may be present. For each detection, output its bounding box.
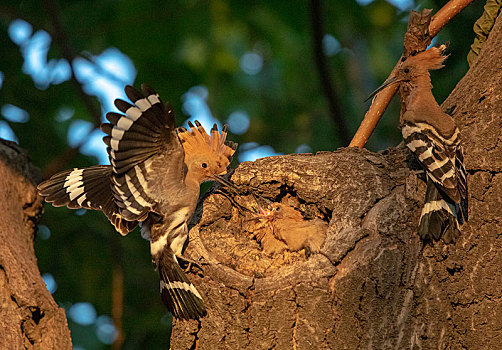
[171,12,502,350]
[0,141,72,349]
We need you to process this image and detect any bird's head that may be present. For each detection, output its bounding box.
[258,202,303,223]
[367,44,448,100]
[395,44,448,81]
[178,121,237,185]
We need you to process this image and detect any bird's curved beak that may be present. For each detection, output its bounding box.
[211,174,241,194]
[211,174,270,215]
[365,77,404,102]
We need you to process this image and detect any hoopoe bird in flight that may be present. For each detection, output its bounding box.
[38,84,237,320]
[369,45,468,243]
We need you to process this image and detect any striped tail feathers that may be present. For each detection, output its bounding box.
[37,166,137,236]
[156,248,206,320]
[418,180,460,243]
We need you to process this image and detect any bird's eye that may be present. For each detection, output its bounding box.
[275,206,280,212]
[201,163,207,168]
[404,68,410,74]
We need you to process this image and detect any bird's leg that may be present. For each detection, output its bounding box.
[176,254,208,273]
[304,246,313,259]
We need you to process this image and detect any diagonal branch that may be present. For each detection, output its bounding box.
[348,0,476,149]
[309,0,350,146]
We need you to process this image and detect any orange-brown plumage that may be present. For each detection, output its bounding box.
[38,84,239,320]
[253,202,327,256]
[369,44,468,243]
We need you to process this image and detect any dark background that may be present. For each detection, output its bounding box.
[0,0,484,348]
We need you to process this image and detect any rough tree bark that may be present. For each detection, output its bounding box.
[171,12,502,350]
[0,141,72,349]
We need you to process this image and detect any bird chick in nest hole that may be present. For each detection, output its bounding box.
[251,201,328,257]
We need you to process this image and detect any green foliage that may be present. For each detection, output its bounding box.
[0,0,484,348]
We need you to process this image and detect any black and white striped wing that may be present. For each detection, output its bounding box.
[402,121,460,203]
[38,166,137,235]
[101,84,186,222]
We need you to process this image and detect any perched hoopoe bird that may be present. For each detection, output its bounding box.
[252,202,327,256]
[369,45,468,243]
[38,84,237,320]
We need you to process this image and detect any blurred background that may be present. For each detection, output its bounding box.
[0,0,483,348]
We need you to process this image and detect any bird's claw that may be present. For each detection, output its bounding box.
[177,255,208,273]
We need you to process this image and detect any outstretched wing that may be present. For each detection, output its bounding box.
[38,165,137,235]
[101,84,186,222]
[402,121,461,203]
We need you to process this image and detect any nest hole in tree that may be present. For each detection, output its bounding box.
[194,184,332,278]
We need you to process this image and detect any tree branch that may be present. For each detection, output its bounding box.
[348,0,475,149]
[309,0,350,146]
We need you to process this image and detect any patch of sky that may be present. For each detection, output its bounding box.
[386,0,414,11]
[9,19,71,89]
[323,34,341,57]
[42,273,57,294]
[356,0,414,10]
[9,19,136,164]
[67,120,93,148]
[73,48,136,115]
[69,49,135,164]
[8,19,32,45]
[182,85,222,131]
[2,104,29,123]
[240,51,263,75]
[75,208,87,216]
[355,0,374,6]
[427,37,439,50]
[227,110,250,135]
[80,129,109,164]
[38,224,51,240]
[95,316,118,345]
[0,71,4,89]
[69,302,97,326]
[0,121,18,143]
[55,106,75,122]
[295,144,312,154]
[238,142,282,162]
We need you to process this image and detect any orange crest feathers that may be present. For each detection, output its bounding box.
[406,44,449,71]
[177,120,237,162]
